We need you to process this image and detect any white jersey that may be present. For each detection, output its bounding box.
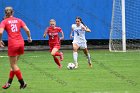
[72,23,87,43]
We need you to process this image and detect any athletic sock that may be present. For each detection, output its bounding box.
[53,56,61,66]
[54,52,61,56]
[14,70,25,85]
[73,52,78,64]
[8,70,15,84]
[18,79,25,86]
[87,53,91,63]
[14,70,23,80]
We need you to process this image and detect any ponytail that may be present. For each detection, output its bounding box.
[76,16,86,27]
[81,21,86,27]
[76,16,91,32]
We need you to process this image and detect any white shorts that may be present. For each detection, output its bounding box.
[72,41,87,49]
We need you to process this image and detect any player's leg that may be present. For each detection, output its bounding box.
[2,67,14,89]
[17,55,20,61]
[2,55,19,89]
[2,48,16,89]
[50,44,63,61]
[83,48,92,67]
[2,43,26,89]
[10,56,27,89]
[73,43,79,68]
[51,49,63,61]
[6,55,21,88]
[2,56,17,89]
[15,46,27,89]
[51,48,62,68]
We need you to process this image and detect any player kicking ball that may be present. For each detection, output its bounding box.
[70,16,92,68]
[0,7,32,89]
[43,19,64,69]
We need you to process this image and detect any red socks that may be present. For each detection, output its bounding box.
[9,70,23,80]
[53,56,61,66]
[8,70,23,84]
[14,70,23,80]
[54,52,61,56]
[9,70,15,79]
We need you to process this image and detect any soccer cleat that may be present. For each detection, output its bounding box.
[74,63,79,69]
[89,63,92,68]
[2,83,11,89]
[88,60,92,68]
[60,52,64,61]
[58,65,62,69]
[20,83,27,89]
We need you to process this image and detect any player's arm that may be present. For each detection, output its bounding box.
[70,28,74,39]
[81,24,91,32]
[0,28,5,47]
[23,26,32,43]
[43,28,48,38]
[60,31,64,40]
[85,26,91,32]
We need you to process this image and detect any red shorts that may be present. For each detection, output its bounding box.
[8,45,24,56]
[49,43,60,52]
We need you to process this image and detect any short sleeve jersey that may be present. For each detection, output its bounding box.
[45,26,62,44]
[0,17,26,47]
[72,23,86,43]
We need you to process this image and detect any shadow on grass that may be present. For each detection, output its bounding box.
[90,57,138,87]
[21,58,68,86]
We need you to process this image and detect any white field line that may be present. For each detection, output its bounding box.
[0,56,8,58]
[0,56,40,58]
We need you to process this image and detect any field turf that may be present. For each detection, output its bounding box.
[0,50,140,93]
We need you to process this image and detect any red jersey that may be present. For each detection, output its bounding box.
[45,26,62,44]
[0,17,26,47]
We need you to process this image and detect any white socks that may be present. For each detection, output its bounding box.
[87,53,91,63]
[73,52,91,66]
[73,52,78,64]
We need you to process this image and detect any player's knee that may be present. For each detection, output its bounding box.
[73,48,78,52]
[73,46,78,52]
[51,52,55,56]
[10,64,17,71]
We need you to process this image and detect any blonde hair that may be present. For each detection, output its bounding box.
[5,6,14,18]
[50,19,56,23]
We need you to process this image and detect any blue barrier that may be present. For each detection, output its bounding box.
[0,0,113,40]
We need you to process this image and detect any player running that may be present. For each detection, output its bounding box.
[43,19,64,69]
[0,7,32,89]
[70,16,92,68]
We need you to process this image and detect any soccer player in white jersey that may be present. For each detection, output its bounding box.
[70,17,92,68]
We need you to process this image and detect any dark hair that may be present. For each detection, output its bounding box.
[76,16,86,26]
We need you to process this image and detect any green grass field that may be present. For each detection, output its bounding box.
[0,50,140,93]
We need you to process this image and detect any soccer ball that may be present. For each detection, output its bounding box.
[67,63,75,70]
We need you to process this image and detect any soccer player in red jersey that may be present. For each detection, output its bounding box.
[43,19,64,69]
[0,7,32,89]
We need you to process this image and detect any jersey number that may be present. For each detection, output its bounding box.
[11,24,18,32]
[75,30,79,36]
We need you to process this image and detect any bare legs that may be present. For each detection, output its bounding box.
[2,55,27,89]
[72,43,92,68]
[51,48,63,68]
